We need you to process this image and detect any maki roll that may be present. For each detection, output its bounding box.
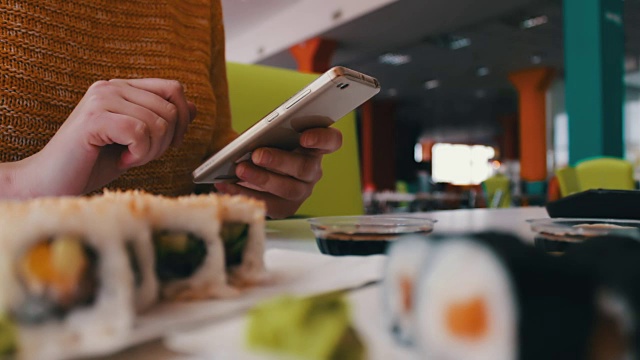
[381,234,434,346]
[413,232,596,360]
[216,194,268,286]
[144,194,238,300]
[0,197,137,360]
[96,190,159,313]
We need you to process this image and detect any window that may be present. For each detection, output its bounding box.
[431,143,496,185]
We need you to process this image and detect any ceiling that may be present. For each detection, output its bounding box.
[237,0,640,141]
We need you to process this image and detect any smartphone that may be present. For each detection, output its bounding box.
[192,66,381,183]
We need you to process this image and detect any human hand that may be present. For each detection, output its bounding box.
[22,79,196,197]
[214,127,343,219]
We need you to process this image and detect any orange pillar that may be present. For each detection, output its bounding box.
[289,37,337,74]
[508,67,555,182]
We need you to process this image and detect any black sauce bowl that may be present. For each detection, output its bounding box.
[308,215,436,256]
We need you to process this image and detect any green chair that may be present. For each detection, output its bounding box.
[574,156,636,191]
[481,174,511,208]
[555,166,581,197]
[225,62,364,217]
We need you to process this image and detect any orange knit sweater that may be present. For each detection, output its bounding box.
[0,0,236,196]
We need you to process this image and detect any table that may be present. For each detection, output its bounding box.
[104,206,550,359]
[268,206,548,252]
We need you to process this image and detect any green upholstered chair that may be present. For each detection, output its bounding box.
[574,156,636,191]
[481,174,512,208]
[555,166,581,197]
[225,62,364,217]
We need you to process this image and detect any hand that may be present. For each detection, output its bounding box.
[214,127,343,219]
[19,78,196,197]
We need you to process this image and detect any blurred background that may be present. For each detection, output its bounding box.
[220,0,639,214]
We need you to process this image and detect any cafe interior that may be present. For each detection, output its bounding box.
[224,0,640,216]
[6,0,640,359]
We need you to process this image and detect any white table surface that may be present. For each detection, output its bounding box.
[267,206,549,253]
[102,206,550,359]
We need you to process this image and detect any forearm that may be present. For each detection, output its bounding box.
[0,157,37,199]
[0,143,96,200]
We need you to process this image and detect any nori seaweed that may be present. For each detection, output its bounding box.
[453,232,596,360]
[563,235,640,357]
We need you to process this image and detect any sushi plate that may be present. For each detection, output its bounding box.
[164,285,418,360]
[107,249,387,357]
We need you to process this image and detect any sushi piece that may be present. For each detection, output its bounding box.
[0,196,137,360]
[142,193,238,300]
[216,194,269,286]
[413,232,596,360]
[95,190,159,313]
[381,234,434,346]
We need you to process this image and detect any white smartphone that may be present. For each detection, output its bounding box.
[192,66,381,183]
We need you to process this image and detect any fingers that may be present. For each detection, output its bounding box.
[79,79,196,167]
[246,126,343,183]
[103,95,173,162]
[251,148,322,183]
[216,127,343,218]
[235,161,314,201]
[299,127,342,154]
[120,78,195,146]
[214,182,298,220]
[84,112,152,169]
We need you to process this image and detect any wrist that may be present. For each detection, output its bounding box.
[0,157,38,199]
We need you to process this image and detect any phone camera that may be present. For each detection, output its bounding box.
[337,83,350,90]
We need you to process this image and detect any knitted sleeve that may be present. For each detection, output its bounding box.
[205,0,238,159]
[0,0,232,196]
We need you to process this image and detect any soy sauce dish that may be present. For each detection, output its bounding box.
[307,215,436,256]
[528,218,640,254]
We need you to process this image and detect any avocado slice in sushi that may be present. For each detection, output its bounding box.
[153,231,207,281]
[220,222,249,267]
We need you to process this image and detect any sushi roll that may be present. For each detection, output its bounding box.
[101,190,268,301]
[0,196,137,360]
[381,234,434,346]
[413,232,596,360]
[216,194,269,286]
[0,190,270,358]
